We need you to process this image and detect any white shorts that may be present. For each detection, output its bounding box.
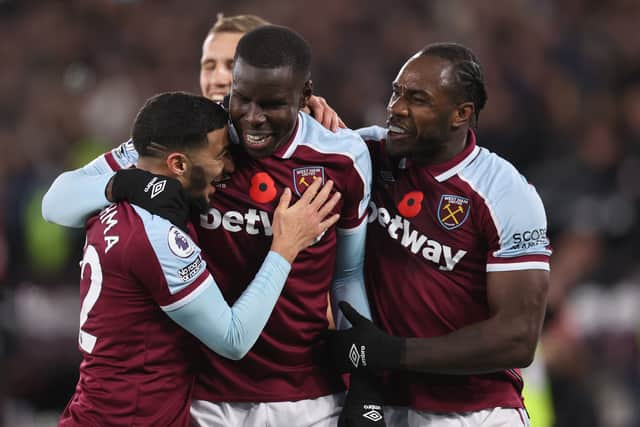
[190,392,345,427]
[384,406,531,426]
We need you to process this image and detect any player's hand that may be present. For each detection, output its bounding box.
[339,373,386,427]
[108,168,190,231]
[307,95,347,132]
[329,302,404,373]
[270,178,341,263]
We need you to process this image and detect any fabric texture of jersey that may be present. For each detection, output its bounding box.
[60,202,209,427]
[194,112,371,402]
[358,125,551,412]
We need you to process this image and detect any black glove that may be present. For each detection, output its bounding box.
[329,302,404,373]
[109,168,190,232]
[339,373,386,427]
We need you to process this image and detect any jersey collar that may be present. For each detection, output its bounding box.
[273,112,303,159]
[421,129,480,182]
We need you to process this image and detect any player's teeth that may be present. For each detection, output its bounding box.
[388,125,405,133]
[246,135,267,143]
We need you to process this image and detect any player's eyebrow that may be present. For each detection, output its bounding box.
[393,82,433,100]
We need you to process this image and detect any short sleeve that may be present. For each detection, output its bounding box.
[336,130,372,229]
[459,151,552,273]
[483,181,552,272]
[129,205,211,310]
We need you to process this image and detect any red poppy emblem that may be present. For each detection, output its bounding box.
[249,172,277,204]
[397,191,424,218]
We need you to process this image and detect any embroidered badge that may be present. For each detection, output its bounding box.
[438,195,470,230]
[292,166,325,196]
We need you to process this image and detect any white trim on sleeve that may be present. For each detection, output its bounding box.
[161,274,213,312]
[486,261,550,272]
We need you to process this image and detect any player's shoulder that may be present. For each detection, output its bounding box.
[459,146,547,238]
[87,201,136,233]
[129,204,198,259]
[460,146,540,206]
[355,125,386,143]
[296,112,368,160]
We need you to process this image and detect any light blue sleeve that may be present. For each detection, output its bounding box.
[330,220,372,329]
[356,125,387,141]
[41,140,139,228]
[165,251,291,360]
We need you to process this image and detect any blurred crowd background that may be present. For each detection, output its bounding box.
[1,0,640,426]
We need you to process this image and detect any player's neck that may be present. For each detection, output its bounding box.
[411,129,469,166]
[439,129,468,163]
[136,157,174,180]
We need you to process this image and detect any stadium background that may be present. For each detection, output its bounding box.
[1,0,639,426]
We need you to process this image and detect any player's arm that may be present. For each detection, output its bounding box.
[329,131,373,328]
[41,140,138,227]
[331,269,549,374]
[329,177,551,374]
[400,269,549,374]
[164,180,341,360]
[330,220,372,328]
[165,251,290,360]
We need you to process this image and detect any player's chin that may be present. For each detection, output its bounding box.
[386,134,415,156]
[242,139,278,159]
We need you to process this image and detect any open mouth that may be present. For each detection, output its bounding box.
[244,133,273,149]
[208,92,227,101]
[387,125,412,141]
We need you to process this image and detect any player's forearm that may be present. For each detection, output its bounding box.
[42,142,138,227]
[42,169,114,227]
[168,251,291,360]
[402,313,539,374]
[330,221,372,328]
[222,250,291,358]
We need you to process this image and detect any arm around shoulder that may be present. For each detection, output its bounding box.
[41,169,113,227]
[41,142,138,227]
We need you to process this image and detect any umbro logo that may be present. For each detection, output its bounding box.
[362,409,383,422]
[150,180,166,198]
[144,177,167,199]
[349,344,360,367]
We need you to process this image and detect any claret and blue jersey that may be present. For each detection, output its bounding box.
[42,110,373,412]
[358,125,551,412]
[60,202,208,427]
[195,111,371,402]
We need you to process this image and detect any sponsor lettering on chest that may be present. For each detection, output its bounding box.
[368,201,467,271]
[200,207,273,236]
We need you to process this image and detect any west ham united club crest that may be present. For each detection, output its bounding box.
[438,195,470,230]
[292,166,325,196]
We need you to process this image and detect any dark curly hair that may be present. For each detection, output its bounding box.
[131,91,228,157]
[419,42,488,128]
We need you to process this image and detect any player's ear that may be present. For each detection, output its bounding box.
[299,80,313,109]
[452,102,474,129]
[166,152,189,177]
